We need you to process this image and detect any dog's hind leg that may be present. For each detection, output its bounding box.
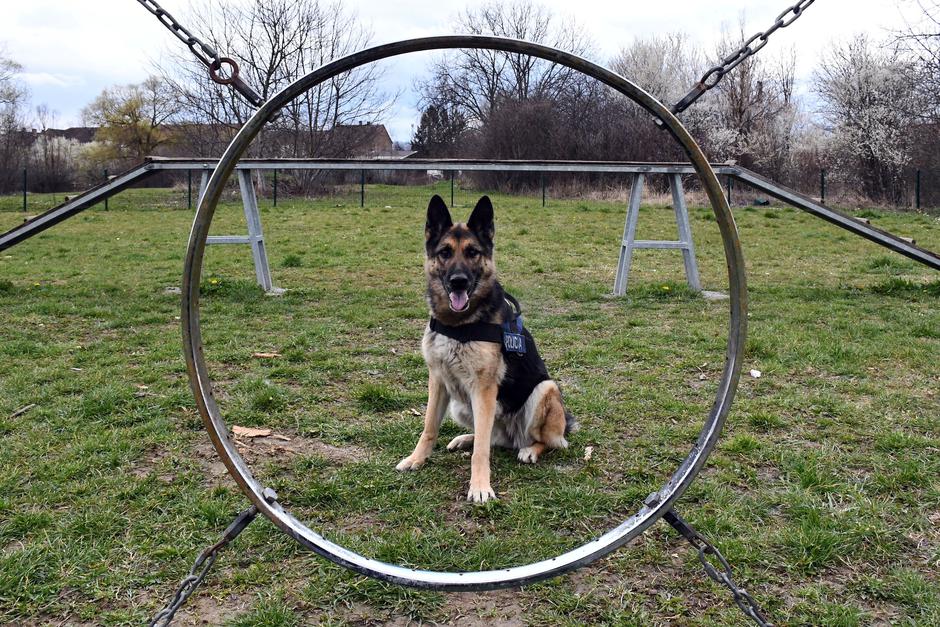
[446,434,474,451]
[396,374,449,471]
[518,381,569,464]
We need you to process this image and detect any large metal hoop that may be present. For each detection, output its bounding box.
[181,35,748,591]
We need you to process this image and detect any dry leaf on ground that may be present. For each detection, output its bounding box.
[232,426,272,438]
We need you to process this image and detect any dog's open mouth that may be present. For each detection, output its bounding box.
[448,289,470,312]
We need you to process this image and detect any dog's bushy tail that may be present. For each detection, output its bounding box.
[564,409,579,436]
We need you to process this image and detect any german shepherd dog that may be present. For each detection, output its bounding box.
[396,195,576,503]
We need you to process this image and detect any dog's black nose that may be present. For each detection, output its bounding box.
[448,273,470,291]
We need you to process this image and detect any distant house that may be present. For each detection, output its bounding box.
[17,126,97,146]
[42,127,97,143]
[322,123,415,159]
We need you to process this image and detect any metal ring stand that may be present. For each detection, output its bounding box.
[181,35,748,591]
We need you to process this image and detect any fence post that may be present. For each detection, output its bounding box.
[187,170,193,209]
[450,170,455,207]
[273,170,277,207]
[726,176,733,205]
[360,169,365,208]
[541,173,546,207]
[820,169,826,204]
[104,169,109,211]
[915,169,921,210]
[22,167,27,212]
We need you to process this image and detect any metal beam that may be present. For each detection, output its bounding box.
[3,156,938,273]
[144,156,741,175]
[0,158,735,253]
[730,167,940,271]
[207,235,252,245]
[236,169,276,292]
[670,174,702,291]
[631,240,689,249]
[0,162,156,251]
[613,173,645,295]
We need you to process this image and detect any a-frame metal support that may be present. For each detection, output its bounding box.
[202,169,281,294]
[198,170,209,208]
[614,173,701,295]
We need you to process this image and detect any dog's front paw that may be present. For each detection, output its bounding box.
[467,482,496,503]
[396,454,427,471]
[517,446,540,464]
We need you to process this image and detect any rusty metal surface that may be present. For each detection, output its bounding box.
[181,35,748,591]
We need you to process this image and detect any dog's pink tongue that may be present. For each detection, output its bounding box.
[449,290,469,311]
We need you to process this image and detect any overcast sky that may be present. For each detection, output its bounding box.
[0,0,923,142]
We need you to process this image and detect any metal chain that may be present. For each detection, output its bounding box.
[149,505,259,627]
[135,0,264,107]
[671,0,815,115]
[662,509,773,627]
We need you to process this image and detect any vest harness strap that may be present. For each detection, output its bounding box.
[429,295,526,355]
[429,317,504,344]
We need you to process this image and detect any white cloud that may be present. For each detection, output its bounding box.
[18,72,83,89]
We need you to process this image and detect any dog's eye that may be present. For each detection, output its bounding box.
[465,248,480,259]
[438,248,452,260]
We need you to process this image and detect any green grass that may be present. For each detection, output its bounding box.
[1,183,938,625]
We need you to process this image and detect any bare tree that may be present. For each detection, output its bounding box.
[741,47,803,181]
[610,33,703,105]
[0,49,24,107]
[893,1,940,207]
[704,19,797,173]
[29,105,80,192]
[813,34,920,202]
[419,0,595,126]
[896,0,940,122]
[0,46,31,193]
[158,0,392,164]
[607,33,711,166]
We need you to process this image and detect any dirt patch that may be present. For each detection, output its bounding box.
[313,589,530,626]
[129,446,178,483]
[130,428,372,491]
[210,379,234,402]
[231,431,370,465]
[21,616,98,627]
[191,429,372,487]
[908,508,940,575]
[169,591,255,626]
[756,464,782,484]
[439,496,483,534]
[442,589,529,626]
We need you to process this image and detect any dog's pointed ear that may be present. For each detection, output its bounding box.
[426,194,452,252]
[467,196,494,250]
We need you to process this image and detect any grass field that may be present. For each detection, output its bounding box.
[0,183,938,625]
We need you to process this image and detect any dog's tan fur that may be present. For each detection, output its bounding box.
[396,196,572,503]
